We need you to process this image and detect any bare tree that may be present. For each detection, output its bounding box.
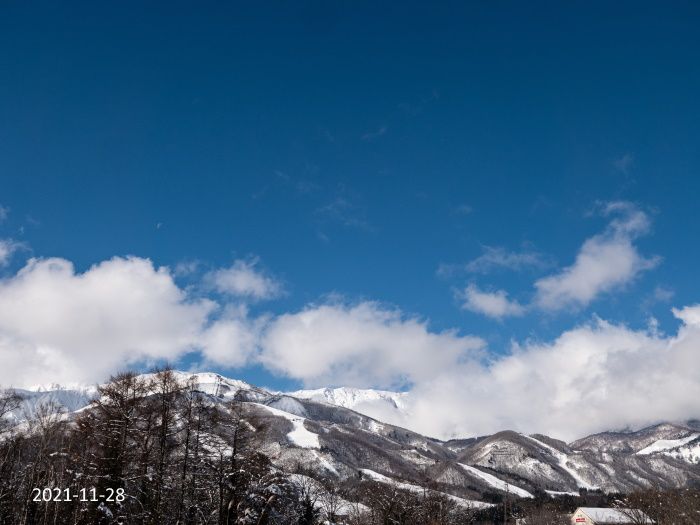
[0,389,22,434]
[622,487,700,525]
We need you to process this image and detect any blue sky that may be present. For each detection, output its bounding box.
[1,2,700,436]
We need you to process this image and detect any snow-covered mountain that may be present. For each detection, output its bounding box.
[7,387,97,425]
[286,386,408,417]
[3,371,699,502]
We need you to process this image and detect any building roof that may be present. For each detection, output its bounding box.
[577,507,653,524]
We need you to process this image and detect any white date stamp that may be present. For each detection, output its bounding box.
[31,487,126,503]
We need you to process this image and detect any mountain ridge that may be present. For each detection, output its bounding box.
[3,370,699,501]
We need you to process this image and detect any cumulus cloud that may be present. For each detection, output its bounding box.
[451,202,658,318]
[251,297,700,441]
[0,257,257,386]
[259,301,485,389]
[0,257,210,385]
[459,284,525,319]
[206,259,282,300]
[396,307,700,441]
[198,306,265,368]
[533,202,659,311]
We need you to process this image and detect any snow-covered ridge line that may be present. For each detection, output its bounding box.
[287,386,408,411]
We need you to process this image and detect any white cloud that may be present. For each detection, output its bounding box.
[3,256,696,442]
[199,305,264,368]
[641,285,675,312]
[259,301,485,389]
[460,284,525,319]
[398,307,700,441]
[0,257,256,386]
[0,248,697,443]
[464,246,550,274]
[0,206,8,223]
[534,202,658,311]
[0,239,21,266]
[672,304,700,326]
[253,298,700,441]
[173,260,200,277]
[437,247,549,278]
[206,259,282,300]
[199,318,259,368]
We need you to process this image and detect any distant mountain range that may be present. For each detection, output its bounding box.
[5,371,700,503]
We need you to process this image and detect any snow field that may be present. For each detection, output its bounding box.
[458,463,533,498]
[255,403,320,449]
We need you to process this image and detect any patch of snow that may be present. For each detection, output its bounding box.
[359,469,494,509]
[398,449,435,467]
[255,403,320,449]
[545,489,579,497]
[266,396,308,417]
[289,474,368,516]
[312,451,339,475]
[199,432,233,457]
[663,441,700,464]
[600,463,616,476]
[368,420,385,433]
[636,433,700,455]
[458,463,533,498]
[97,501,113,518]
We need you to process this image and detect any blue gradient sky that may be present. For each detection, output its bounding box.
[1,1,699,390]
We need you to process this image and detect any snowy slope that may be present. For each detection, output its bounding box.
[664,441,700,464]
[636,433,700,455]
[359,469,494,509]
[255,402,320,449]
[572,423,696,454]
[157,371,263,400]
[458,463,533,498]
[6,387,97,425]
